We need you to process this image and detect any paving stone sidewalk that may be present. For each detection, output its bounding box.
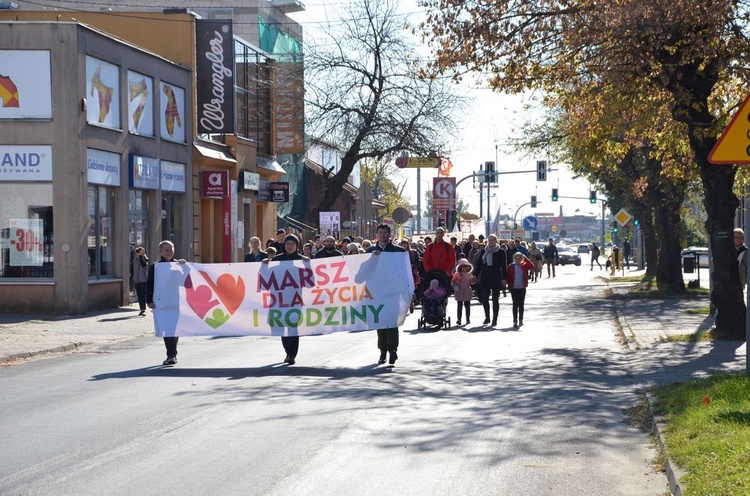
[0,306,154,364]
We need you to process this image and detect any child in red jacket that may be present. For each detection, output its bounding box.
[507,252,534,328]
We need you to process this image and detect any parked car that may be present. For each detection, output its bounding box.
[576,244,590,254]
[681,246,709,268]
[557,246,582,266]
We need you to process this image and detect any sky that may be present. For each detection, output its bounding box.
[288,0,603,222]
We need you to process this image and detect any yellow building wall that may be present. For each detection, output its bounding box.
[0,12,195,68]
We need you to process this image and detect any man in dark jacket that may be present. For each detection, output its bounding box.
[543,238,558,278]
[146,240,186,365]
[314,235,344,258]
[366,224,405,365]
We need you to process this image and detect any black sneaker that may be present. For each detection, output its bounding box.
[378,351,387,364]
[163,356,177,365]
[388,351,398,365]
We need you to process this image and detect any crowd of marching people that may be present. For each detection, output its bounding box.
[249,226,543,331]
[142,226,549,367]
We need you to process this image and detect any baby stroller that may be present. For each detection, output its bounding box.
[417,270,452,329]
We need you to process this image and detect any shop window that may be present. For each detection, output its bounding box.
[161,194,182,243]
[0,184,54,278]
[87,185,116,278]
[128,190,151,254]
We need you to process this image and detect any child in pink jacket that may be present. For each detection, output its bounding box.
[451,258,475,326]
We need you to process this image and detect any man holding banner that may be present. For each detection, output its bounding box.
[366,224,406,365]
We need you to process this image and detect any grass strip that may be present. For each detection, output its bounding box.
[651,374,750,495]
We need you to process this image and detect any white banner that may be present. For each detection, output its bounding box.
[153,252,414,337]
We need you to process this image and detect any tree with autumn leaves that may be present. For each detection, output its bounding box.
[420,0,750,339]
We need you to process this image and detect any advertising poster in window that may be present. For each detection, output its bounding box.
[0,50,52,119]
[85,56,120,129]
[9,218,44,266]
[160,82,185,143]
[319,211,340,239]
[127,71,154,136]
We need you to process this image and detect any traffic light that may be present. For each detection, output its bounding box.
[613,226,618,233]
[450,209,458,228]
[551,188,559,201]
[485,161,497,183]
[589,191,596,204]
[536,161,547,181]
[634,219,640,228]
[531,195,537,208]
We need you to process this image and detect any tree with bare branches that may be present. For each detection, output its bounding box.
[305,0,464,221]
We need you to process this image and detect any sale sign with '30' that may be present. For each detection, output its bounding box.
[9,218,44,267]
[151,253,414,337]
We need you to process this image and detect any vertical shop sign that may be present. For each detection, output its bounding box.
[196,19,235,134]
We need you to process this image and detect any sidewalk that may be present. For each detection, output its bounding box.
[0,306,154,364]
[603,267,746,380]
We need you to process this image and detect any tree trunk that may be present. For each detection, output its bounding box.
[701,161,745,339]
[654,193,685,293]
[643,225,659,278]
[662,59,745,339]
[312,154,359,222]
[628,203,657,278]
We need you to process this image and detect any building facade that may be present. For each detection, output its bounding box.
[0,22,192,312]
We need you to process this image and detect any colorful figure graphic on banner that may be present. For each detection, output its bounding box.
[163,84,182,136]
[90,64,114,123]
[438,157,453,177]
[0,74,19,107]
[128,78,149,129]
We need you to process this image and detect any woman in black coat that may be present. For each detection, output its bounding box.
[264,234,308,364]
[472,234,507,327]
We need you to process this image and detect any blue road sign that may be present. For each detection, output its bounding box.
[523,216,538,230]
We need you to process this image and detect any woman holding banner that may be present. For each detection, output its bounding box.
[266,234,308,365]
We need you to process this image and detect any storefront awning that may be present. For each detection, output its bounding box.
[193,141,236,163]
[279,215,317,233]
[258,157,285,174]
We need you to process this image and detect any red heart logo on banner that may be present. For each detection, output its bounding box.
[184,274,219,319]
[199,270,245,315]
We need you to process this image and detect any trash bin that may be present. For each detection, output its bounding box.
[683,254,695,273]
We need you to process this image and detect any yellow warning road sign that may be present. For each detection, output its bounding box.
[709,94,750,164]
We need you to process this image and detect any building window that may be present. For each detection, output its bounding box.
[87,185,116,278]
[161,194,183,243]
[0,183,53,278]
[128,189,150,254]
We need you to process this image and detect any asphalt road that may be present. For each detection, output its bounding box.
[0,263,666,495]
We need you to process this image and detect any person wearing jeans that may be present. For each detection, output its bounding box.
[507,252,535,328]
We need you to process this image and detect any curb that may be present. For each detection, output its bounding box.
[646,393,686,496]
[0,341,88,365]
